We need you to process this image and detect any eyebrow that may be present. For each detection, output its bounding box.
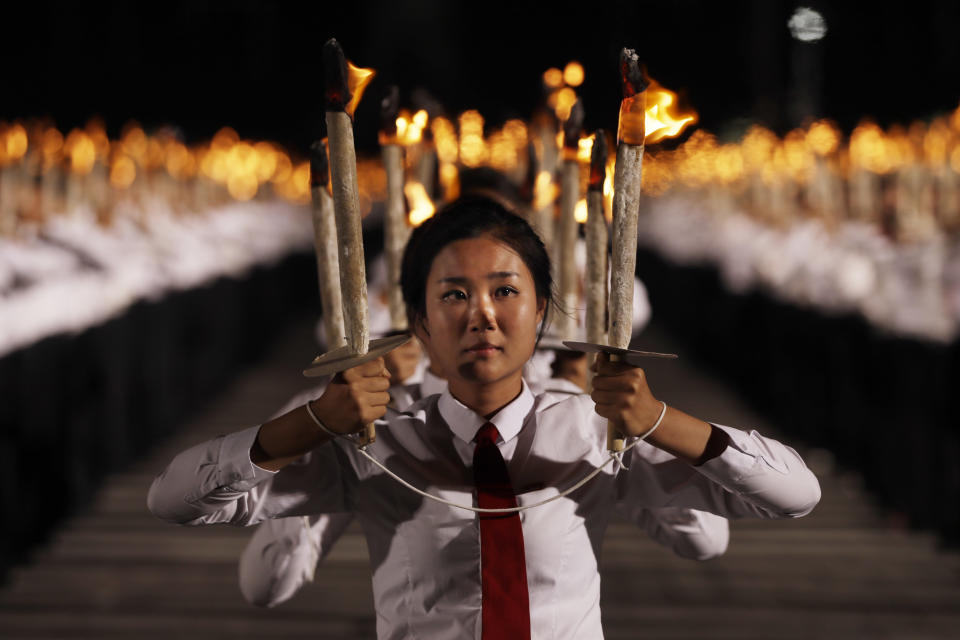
[437,271,519,284]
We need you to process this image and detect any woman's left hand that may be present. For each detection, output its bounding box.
[383,339,422,383]
[590,352,664,437]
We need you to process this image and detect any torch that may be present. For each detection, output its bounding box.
[556,99,585,340]
[532,100,560,256]
[379,86,410,330]
[303,39,409,447]
[309,139,347,350]
[0,125,27,235]
[532,168,558,259]
[584,130,609,350]
[414,117,438,202]
[609,49,646,353]
[564,48,677,453]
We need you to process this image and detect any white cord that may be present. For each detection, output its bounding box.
[646,400,669,440]
[612,401,668,472]
[303,400,669,515]
[304,401,368,448]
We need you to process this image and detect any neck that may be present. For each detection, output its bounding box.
[448,372,524,419]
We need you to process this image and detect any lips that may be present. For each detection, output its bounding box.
[465,342,501,355]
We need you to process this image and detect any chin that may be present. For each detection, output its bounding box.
[455,360,515,385]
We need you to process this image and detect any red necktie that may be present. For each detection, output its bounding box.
[473,422,531,639]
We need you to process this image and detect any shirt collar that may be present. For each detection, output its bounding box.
[420,367,448,399]
[438,379,534,444]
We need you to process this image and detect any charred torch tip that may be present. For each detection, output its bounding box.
[619,48,648,99]
[310,140,330,187]
[323,38,351,111]
[591,130,608,168]
[589,130,608,190]
[381,86,400,135]
[563,100,585,149]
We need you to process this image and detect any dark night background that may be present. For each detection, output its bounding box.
[3,0,960,154]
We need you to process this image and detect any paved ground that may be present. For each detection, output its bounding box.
[2,316,958,639]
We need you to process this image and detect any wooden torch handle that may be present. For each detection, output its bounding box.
[357,422,376,447]
[606,353,626,452]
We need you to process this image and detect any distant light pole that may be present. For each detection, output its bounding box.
[788,6,828,127]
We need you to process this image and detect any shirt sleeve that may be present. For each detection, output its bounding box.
[238,512,355,607]
[618,506,730,560]
[146,423,354,526]
[616,423,821,520]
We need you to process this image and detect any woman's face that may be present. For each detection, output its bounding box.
[415,234,545,392]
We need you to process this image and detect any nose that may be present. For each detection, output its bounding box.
[468,292,496,333]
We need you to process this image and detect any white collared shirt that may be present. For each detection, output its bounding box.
[149,384,820,639]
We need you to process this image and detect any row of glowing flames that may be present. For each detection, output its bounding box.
[2,59,960,231]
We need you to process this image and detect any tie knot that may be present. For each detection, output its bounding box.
[476,422,500,447]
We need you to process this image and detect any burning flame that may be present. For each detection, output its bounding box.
[228,172,258,201]
[488,119,528,172]
[543,67,564,89]
[741,125,778,171]
[393,109,429,146]
[291,162,311,199]
[806,120,840,156]
[345,61,376,117]
[122,125,150,166]
[253,141,276,182]
[563,62,585,87]
[0,116,322,210]
[64,130,97,175]
[644,79,697,144]
[459,110,487,168]
[110,155,137,189]
[574,197,587,223]
[552,87,578,122]
[782,129,812,179]
[439,162,460,201]
[273,159,311,204]
[212,126,239,150]
[674,130,718,187]
[271,151,293,184]
[432,117,459,164]
[3,124,29,163]
[85,121,110,160]
[41,128,64,168]
[412,109,428,130]
[577,134,596,164]
[850,121,898,174]
[542,62,589,126]
[534,171,558,211]
[405,181,436,226]
[714,144,745,185]
[604,155,615,219]
[922,118,950,167]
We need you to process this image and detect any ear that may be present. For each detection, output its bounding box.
[412,316,430,342]
[536,298,547,326]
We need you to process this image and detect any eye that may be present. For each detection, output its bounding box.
[495,286,518,298]
[441,289,467,302]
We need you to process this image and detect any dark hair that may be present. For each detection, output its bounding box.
[400,195,557,341]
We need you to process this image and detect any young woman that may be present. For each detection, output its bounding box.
[149,195,820,639]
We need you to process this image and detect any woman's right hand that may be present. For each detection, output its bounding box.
[311,356,392,434]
